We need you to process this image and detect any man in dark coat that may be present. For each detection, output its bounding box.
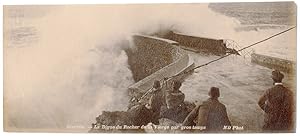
[258,70,294,132]
[183,87,231,132]
[148,80,164,124]
[161,80,186,123]
[166,80,185,110]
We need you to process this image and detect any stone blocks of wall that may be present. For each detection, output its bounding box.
[127,35,181,82]
[127,34,194,102]
[165,31,227,56]
[251,53,296,73]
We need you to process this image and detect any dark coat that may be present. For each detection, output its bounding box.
[183,98,231,132]
[166,90,185,109]
[149,88,164,113]
[160,90,186,123]
[258,84,294,131]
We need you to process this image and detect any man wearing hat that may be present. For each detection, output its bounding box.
[161,80,186,123]
[258,70,294,132]
[148,80,164,124]
[182,87,231,132]
[165,80,185,110]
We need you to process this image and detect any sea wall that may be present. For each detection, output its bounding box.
[127,34,194,101]
[164,31,227,56]
[251,53,296,73]
[127,35,182,82]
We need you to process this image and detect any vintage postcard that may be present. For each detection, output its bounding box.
[3,2,297,133]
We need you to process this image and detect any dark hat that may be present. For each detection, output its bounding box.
[271,70,284,81]
[173,80,182,89]
[209,87,220,98]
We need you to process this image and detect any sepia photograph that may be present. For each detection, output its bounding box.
[3,1,297,133]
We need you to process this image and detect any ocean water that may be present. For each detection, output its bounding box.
[181,2,296,132]
[209,2,296,26]
[209,2,296,61]
[3,3,296,132]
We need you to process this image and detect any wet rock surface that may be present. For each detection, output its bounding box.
[89,101,195,133]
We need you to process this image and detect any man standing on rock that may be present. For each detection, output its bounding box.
[148,80,165,124]
[161,80,186,123]
[166,80,185,110]
[258,70,294,132]
[182,87,231,132]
